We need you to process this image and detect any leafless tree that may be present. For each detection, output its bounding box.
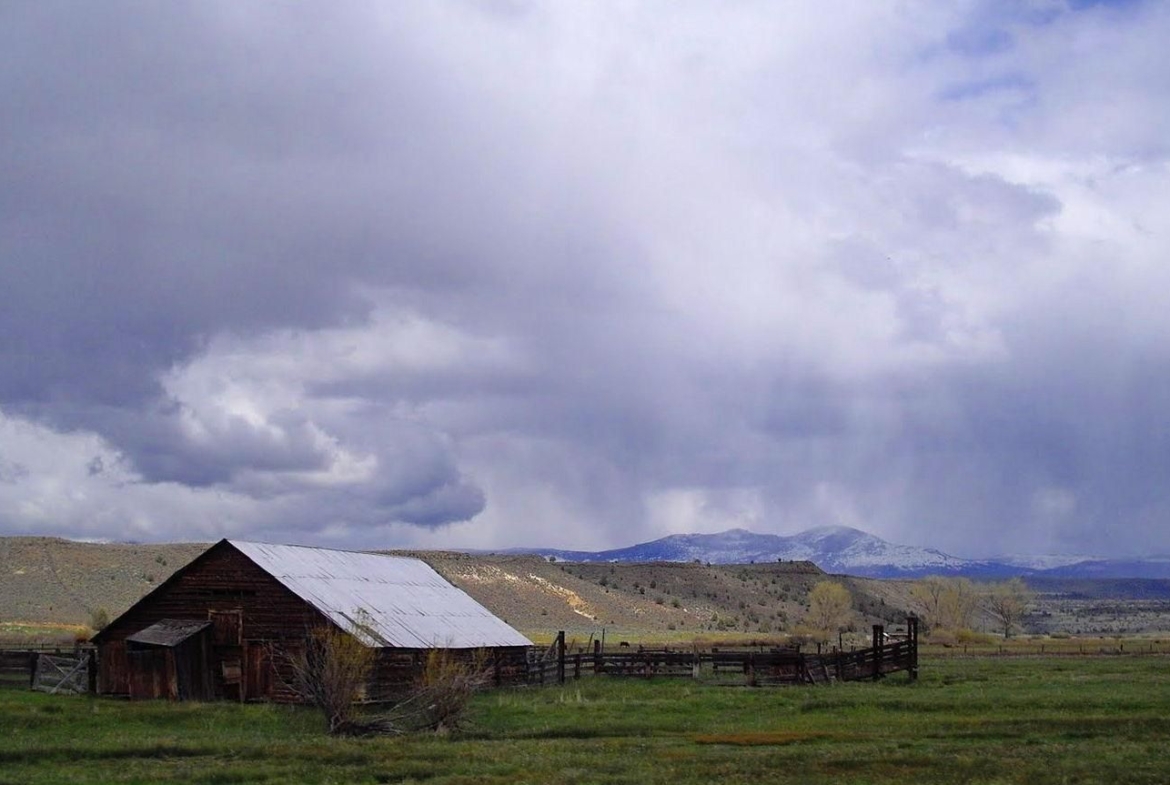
[911,576,978,631]
[986,578,1033,638]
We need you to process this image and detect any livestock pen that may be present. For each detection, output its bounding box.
[527,618,919,686]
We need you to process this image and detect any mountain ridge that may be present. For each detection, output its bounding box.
[499,526,1170,580]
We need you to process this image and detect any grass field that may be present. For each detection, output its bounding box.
[3,656,1170,784]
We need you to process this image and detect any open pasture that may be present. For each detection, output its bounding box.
[3,656,1169,784]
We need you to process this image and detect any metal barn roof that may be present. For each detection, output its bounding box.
[229,540,532,649]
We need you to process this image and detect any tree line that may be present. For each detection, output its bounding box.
[799,575,1035,645]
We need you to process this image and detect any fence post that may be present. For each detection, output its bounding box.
[87,650,98,695]
[556,631,566,685]
[872,625,884,681]
[907,616,919,682]
[593,639,602,674]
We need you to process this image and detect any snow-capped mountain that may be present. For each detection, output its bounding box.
[991,553,1096,571]
[506,526,1170,579]
[512,526,1007,578]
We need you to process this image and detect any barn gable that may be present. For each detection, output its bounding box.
[91,539,322,647]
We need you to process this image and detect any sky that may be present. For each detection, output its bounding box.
[1,1,1168,559]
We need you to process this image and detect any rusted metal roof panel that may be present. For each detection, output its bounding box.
[229,540,532,649]
[126,619,212,648]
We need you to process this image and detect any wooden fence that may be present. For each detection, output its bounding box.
[0,650,38,689]
[0,648,96,694]
[526,619,920,687]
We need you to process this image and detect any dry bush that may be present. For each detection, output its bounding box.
[89,607,110,633]
[274,624,375,735]
[955,628,996,644]
[274,634,494,737]
[386,649,494,734]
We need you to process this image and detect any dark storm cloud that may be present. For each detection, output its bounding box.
[1,1,1169,556]
[0,1,523,525]
[0,1,550,397]
[1,3,387,403]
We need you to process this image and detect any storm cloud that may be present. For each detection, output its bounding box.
[2,1,1168,557]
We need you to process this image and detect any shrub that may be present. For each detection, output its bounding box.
[955,628,996,645]
[273,624,374,735]
[391,649,493,734]
[89,607,110,632]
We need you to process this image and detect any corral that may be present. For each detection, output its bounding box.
[526,619,918,686]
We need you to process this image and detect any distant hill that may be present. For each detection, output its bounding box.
[0,536,915,639]
[503,526,1170,580]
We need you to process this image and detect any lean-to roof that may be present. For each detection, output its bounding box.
[126,619,212,647]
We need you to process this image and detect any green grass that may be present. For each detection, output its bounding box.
[3,656,1170,783]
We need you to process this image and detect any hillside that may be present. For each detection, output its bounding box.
[0,537,206,627]
[0,537,913,640]
[416,553,914,638]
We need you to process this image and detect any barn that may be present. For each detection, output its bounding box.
[91,539,533,701]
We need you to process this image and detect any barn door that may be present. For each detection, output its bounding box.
[209,610,244,700]
[208,610,243,645]
[245,643,272,700]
